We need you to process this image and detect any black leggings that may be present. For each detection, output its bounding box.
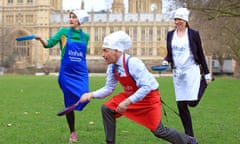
[66,111,75,133]
[177,101,194,137]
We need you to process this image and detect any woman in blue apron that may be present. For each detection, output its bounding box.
[36,10,90,143]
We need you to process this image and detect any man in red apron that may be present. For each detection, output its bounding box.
[80,31,198,144]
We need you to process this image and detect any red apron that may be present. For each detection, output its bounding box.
[104,54,162,131]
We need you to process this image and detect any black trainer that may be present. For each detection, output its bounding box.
[188,136,198,144]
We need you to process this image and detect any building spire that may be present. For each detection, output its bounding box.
[81,0,85,10]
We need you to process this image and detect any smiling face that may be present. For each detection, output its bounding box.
[69,13,80,28]
[102,48,121,65]
[174,18,187,30]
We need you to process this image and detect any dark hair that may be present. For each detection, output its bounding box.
[174,22,190,29]
[174,18,190,28]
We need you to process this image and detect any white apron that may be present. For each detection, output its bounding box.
[171,29,201,101]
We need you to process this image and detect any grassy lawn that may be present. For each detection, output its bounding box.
[0,75,239,144]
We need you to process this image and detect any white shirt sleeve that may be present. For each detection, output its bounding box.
[128,57,159,103]
[204,73,211,80]
[92,64,118,98]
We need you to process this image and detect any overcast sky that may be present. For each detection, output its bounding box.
[62,0,168,13]
[62,0,127,11]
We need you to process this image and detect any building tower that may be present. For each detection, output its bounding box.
[81,0,85,10]
[128,0,162,13]
[112,0,125,13]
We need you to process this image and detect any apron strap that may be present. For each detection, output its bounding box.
[68,28,85,43]
[68,28,72,42]
[67,28,87,53]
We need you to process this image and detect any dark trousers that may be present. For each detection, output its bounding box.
[101,105,190,144]
[177,101,194,137]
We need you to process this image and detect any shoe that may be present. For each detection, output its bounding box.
[188,136,198,144]
[69,132,78,143]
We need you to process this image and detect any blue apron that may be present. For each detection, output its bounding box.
[58,28,89,111]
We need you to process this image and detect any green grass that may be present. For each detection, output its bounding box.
[0,75,239,144]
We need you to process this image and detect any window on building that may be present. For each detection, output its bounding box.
[165,28,168,40]
[94,28,98,41]
[6,15,14,23]
[133,48,137,56]
[8,0,13,4]
[157,27,161,41]
[141,29,145,41]
[49,49,60,56]
[102,28,106,41]
[27,0,33,3]
[149,47,153,55]
[49,49,53,55]
[141,48,145,56]
[149,28,153,41]
[133,28,137,41]
[87,28,90,34]
[110,27,114,33]
[126,28,129,35]
[16,41,30,59]
[18,0,23,4]
[157,47,161,56]
[136,1,138,13]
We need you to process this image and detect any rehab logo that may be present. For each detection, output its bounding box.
[68,50,83,62]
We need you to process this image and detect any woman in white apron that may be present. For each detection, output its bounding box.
[163,8,212,137]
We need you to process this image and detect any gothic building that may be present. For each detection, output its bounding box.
[0,0,174,73]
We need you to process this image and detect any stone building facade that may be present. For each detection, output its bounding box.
[0,0,174,73]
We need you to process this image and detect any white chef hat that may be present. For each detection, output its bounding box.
[71,10,89,24]
[102,31,132,52]
[174,8,190,22]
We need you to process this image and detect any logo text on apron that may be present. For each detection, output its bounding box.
[68,49,83,62]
